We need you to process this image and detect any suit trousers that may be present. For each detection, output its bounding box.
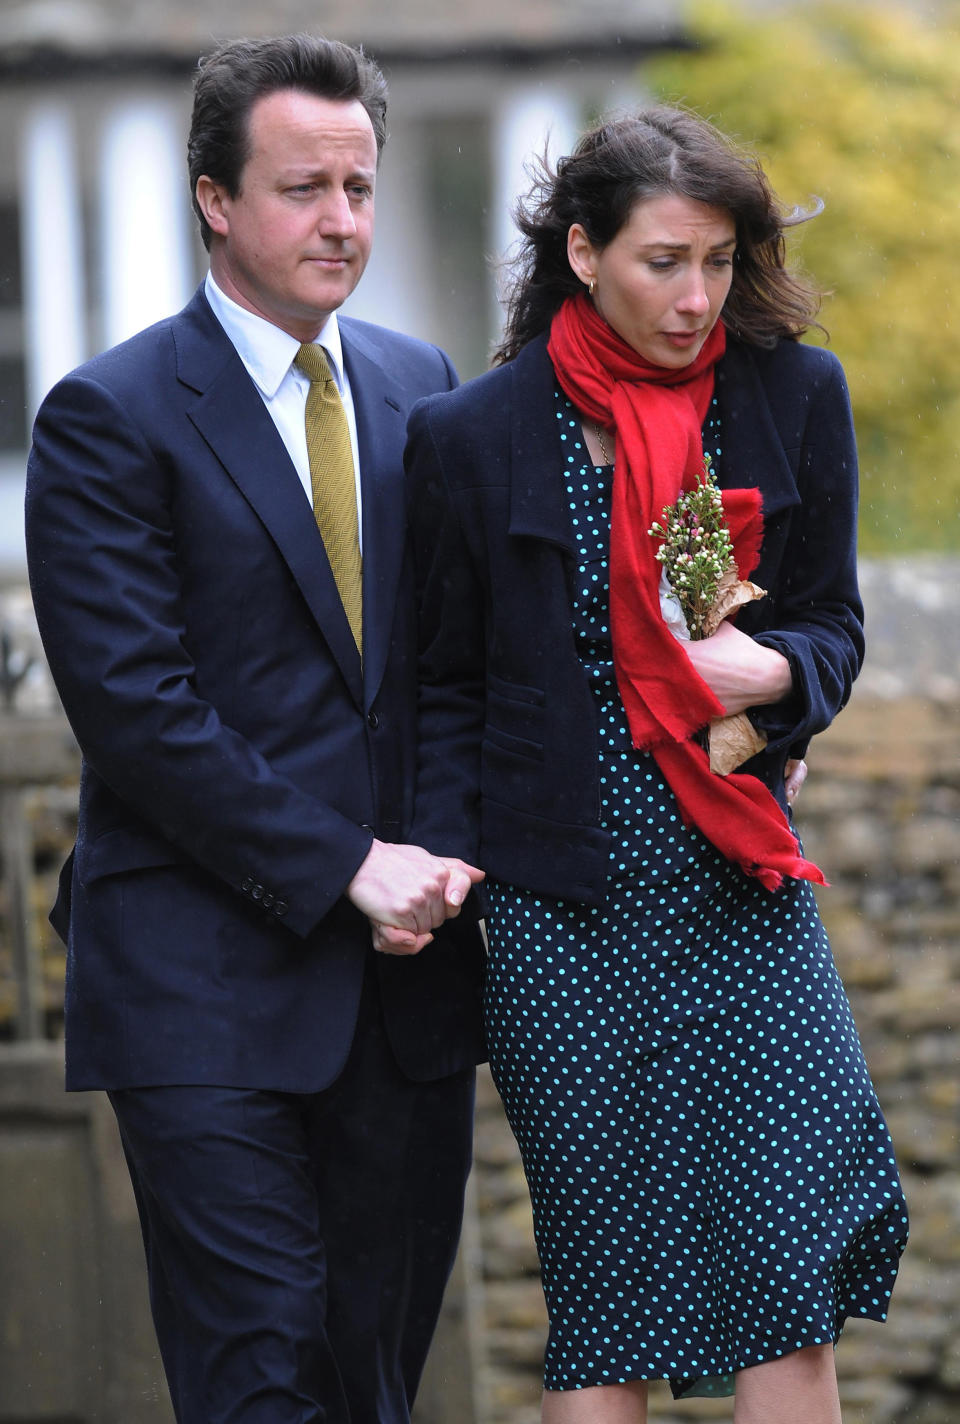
[109,960,475,1424]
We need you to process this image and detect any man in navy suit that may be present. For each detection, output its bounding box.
[25,34,484,1424]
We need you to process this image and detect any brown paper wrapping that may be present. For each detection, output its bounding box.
[702,571,768,638]
[708,711,768,775]
[703,574,769,775]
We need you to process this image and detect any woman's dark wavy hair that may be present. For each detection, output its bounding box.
[495,104,822,363]
[188,34,388,251]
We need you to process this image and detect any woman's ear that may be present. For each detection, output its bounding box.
[567,224,596,290]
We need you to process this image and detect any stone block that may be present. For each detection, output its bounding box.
[905,1031,960,1072]
[482,1279,548,1333]
[920,1076,960,1113]
[841,1302,949,1376]
[487,1325,547,1370]
[894,816,960,874]
[486,1366,542,1412]
[828,908,897,988]
[475,1064,502,1110]
[0,716,80,785]
[474,1113,523,1169]
[816,811,893,873]
[835,1377,914,1424]
[855,1027,911,1082]
[892,943,960,987]
[887,908,960,945]
[896,1178,960,1263]
[885,1105,958,1170]
[476,1159,529,1213]
[941,1332,960,1390]
[482,1197,541,1279]
[0,1043,173,1424]
[869,982,960,1034]
[889,1394,960,1424]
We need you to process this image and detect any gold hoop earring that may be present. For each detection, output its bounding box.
[588,278,596,297]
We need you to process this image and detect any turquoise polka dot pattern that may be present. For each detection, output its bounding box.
[483,392,908,1401]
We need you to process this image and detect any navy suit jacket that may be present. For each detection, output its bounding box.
[405,331,864,905]
[26,286,485,1091]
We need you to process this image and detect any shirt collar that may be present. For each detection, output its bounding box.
[204,271,347,399]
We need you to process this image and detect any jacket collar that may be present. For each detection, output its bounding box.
[713,337,802,521]
[173,289,407,710]
[504,329,801,552]
[506,332,577,553]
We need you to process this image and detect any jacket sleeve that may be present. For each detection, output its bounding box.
[404,398,487,865]
[747,351,864,757]
[25,373,373,938]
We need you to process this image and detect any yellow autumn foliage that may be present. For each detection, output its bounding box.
[644,0,960,553]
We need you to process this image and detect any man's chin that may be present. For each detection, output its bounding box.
[300,273,361,316]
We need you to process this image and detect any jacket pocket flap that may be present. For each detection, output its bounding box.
[488,672,545,706]
[80,825,189,884]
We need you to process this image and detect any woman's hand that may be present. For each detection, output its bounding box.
[683,619,793,716]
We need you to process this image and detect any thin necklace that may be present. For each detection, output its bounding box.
[594,424,611,464]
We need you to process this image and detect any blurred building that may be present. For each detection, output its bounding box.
[0,0,688,575]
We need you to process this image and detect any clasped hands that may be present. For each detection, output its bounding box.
[347,838,484,955]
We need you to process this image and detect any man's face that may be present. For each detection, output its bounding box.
[198,89,377,340]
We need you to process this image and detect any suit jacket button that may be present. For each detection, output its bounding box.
[241,876,254,893]
[262,892,275,909]
[274,901,288,916]
[367,711,380,730]
[251,884,264,901]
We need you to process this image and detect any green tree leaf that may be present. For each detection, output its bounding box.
[644,0,960,552]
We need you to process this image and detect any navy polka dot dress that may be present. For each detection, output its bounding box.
[483,392,908,1401]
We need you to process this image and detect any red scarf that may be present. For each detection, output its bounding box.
[547,292,824,892]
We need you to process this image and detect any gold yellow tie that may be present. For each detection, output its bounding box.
[295,343,363,652]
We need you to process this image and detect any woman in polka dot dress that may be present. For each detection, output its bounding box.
[404,106,907,1422]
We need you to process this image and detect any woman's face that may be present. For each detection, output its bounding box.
[567,193,737,368]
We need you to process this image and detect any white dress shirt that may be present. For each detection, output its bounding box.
[204,272,363,543]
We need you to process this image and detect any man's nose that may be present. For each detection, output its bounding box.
[318,190,358,238]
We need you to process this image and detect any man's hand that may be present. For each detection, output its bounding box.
[347,840,484,956]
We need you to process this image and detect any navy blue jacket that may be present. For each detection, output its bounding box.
[26,287,485,1090]
[405,331,863,905]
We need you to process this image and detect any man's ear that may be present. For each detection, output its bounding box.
[195,175,230,238]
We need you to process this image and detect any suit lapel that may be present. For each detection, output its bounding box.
[341,325,410,711]
[175,290,364,707]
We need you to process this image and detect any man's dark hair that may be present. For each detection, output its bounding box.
[188,34,388,250]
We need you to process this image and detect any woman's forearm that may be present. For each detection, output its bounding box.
[683,620,793,716]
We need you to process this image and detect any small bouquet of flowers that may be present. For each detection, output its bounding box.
[649,456,768,775]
